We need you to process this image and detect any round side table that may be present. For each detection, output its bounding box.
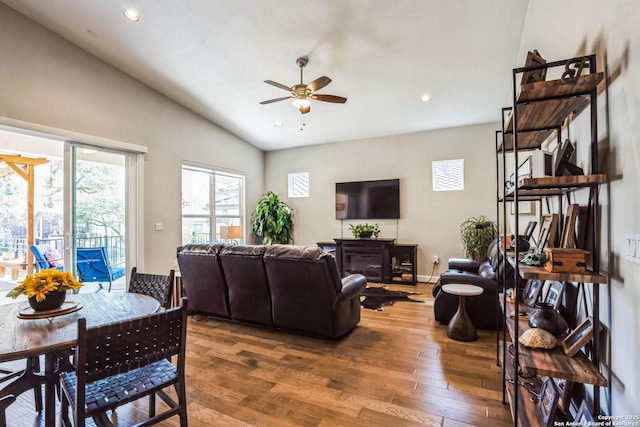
[441,284,484,342]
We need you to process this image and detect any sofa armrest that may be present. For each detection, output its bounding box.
[336,274,367,303]
[447,258,483,273]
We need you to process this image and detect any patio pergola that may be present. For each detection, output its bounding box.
[0,153,49,276]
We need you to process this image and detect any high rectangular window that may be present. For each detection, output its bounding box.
[432,159,464,192]
[288,172,309,198]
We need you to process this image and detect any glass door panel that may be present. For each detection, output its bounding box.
[67,145,128,291]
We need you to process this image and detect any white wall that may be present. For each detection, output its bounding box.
[0,4,264,273]
[264,123,498,280]
[519,0,640,414]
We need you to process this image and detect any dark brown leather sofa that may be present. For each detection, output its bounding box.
[176,243,367,339]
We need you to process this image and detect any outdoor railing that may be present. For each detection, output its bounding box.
[6,235,125,268]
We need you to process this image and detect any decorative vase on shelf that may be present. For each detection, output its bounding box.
[527,302,568,337]
[359,231,373,239]
[28,290,67,312]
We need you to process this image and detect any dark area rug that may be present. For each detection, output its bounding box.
[360,286,423,310]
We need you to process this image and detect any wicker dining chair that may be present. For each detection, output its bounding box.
[128,267,175,309]
[59,298,189,427]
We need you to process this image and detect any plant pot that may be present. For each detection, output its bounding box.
[358,231,373,239]
[28,291,67,311]
[527,302,568,337]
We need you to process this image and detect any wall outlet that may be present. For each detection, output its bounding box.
[432,255,439,265]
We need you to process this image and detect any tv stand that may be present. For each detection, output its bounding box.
[319,239,417,285]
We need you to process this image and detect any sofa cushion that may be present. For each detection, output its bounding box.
[176,244,229,316]
[264,245,343,336]
[220,245,272,324]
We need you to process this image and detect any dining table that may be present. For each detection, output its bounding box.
[0,292,161,427]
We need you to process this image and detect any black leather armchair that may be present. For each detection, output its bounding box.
[432,240,519,330]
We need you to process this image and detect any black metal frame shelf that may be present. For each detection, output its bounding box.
[496,53,607,426]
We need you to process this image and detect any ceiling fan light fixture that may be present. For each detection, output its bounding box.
[292,97,311,109]
[123,8,140,22]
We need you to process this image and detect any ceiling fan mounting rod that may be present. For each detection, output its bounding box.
[297,56,308,85]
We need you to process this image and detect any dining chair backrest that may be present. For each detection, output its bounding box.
[60,298,189,426]
[128,267,175,309]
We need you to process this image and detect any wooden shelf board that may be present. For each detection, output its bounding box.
[517,263,608,284]
[503,174,607,201]
[500,130,554,152]
[505,97,590,133]
[517,73,604,103]
[519,174,607,189]
[500,295,608,387]
[503,189,565,201]
[501,73,604,152]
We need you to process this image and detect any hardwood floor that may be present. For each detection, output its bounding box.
[4,283,513,426]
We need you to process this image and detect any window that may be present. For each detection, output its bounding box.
[432,159,464,191]
[288,172,309,198]
[181,166,244,245]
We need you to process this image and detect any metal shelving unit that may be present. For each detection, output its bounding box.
[496,54,608,425]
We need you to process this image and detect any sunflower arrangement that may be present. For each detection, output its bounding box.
[6,269,83,302]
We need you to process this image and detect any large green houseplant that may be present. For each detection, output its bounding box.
[251,191,294,245]
[460,215,497,261]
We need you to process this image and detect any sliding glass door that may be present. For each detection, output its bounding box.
[65,144,135,290]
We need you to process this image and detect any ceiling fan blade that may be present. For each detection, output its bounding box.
[259,96,292,105]
[264,80,292,91]
[307,76,332,92]
[312,94,347,103]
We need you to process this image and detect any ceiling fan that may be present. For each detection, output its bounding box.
[260,56,347,115]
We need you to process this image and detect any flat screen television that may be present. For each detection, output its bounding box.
[335,179,400,219]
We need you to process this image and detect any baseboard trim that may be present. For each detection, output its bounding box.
[417,274,440,284]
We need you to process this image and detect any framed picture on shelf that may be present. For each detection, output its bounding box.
[523,220,538,241]
[560,204,580,248]
[562,317,595,357]
[543,281,565,310]
[552,377,573,414]
[511,201,536,215]
[522,50,547,85]
[536,214,558,252]
[522,280,544,307]
[538,377,559,427]
[574,400,595,422]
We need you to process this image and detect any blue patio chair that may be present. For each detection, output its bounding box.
[30,244,64,272]
[76,247,126,292]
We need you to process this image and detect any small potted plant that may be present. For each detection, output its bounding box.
[349,223,380,239]
[6,268,83,311]
[460,215,497,261]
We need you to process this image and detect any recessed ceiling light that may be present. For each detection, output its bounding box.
[123,8,140,22]
[421,94,432,103]
[274,121,284,127]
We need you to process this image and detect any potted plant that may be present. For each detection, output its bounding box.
[460,215,496,261]
[251,191,294,245]
[349,223,380,239]
[6,268,83,311]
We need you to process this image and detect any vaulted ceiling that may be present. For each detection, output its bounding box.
[2,0,530,150]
